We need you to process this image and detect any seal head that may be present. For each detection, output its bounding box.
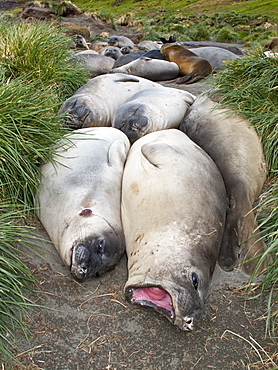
[71,232,122,280]
[125,271,204,331]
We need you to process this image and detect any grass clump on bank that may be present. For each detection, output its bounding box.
[0,20,90,363]
[0,205,39,362]
[211,51,278,337]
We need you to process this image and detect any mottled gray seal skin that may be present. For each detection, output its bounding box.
[59,73,161,129]
[110,57,179,81]
[138,40,161,50]
[36,127,130,280]
[101,46,123,60]
[179,96,267,275]
[71,50,114,76]
[121,129,227,331]
[187,46,239,70]
[108,35,134,48]
[112,86,195,143]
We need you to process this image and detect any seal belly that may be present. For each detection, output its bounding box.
[121,129,227,330]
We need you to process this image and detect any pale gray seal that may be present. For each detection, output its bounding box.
[71,50,114,76]
[108,35,134,48]
[59,73,162,129]
[101,46,123,60]
[36,127,130,280]
[122,129,227,330]
[110,57,180,81]
[179,96,267,275]
[160,44,213,83]
[112,86,195,142]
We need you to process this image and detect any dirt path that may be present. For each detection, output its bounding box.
[3,222,277,370]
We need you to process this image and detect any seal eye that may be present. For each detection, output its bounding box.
[192,272,199,291]
[97,239,105,254]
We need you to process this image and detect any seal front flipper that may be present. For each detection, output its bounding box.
[141,142,182,169]
[107,138,130,168]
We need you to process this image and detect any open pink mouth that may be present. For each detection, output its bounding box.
[129,286,174,317]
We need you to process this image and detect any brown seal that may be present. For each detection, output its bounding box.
[160,44,213,84]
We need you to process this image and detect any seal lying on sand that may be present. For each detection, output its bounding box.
[121,129,227,330]
[59,73,161,129]
[112,86,195,142]
[110,57,179,81]
[36,127,130,280]
[160,44,213,83]
[179,96,267,275]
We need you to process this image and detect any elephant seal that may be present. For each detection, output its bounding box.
[160,44,213,83]
[179,95,267,275]
[138,40,161,50]
[36,127,130,280]
[71,51,114,76]
[101,46,123,60]
[187,46,239,70]
[59,73,161,129]
[113,52,144,68]
[121,129,227,331]
[112,86,195,142]
[108,35,134,48]
[75,34,90,50]
[110,57,179,81]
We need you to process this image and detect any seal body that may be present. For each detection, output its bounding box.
[121,129,227,330]
[112,86,195,142]
[101,46,123,60]
[113,52,144,68]
[110,57,179,81]
[71,50,114,76]
[179,96,267,275]
[108,35,134,48]
[187,46,239,70]
[59,73,161,129]
[36,127,130,280]
[160,44,213,83]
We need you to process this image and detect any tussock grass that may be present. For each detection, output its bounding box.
[0,19,90,364]
[0,204,38,362]
[0,20,89,100]
[212,50,278,337]
[0,73,67,208]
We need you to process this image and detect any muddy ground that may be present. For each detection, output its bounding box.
[3,220,278,370]
[1,4,278,370]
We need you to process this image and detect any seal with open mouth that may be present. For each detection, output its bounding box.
[36,127,130,279]
[121,129,227,330]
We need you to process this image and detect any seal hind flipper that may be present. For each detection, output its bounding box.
[177,72,205,84]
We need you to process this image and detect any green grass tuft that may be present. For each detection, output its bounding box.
[0,204,39,362]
